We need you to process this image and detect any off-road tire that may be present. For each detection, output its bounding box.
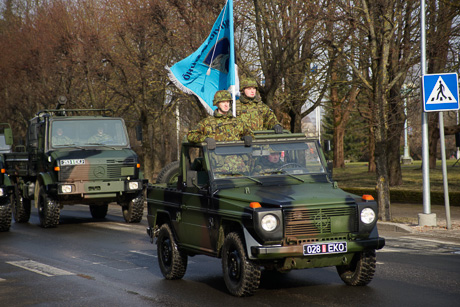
[37,186,60,228]
[11,188,31,223]
[122,196,144,223]
[157,223,187,280]
[0,199,12,232]
[90,204,108,219]
[156,161,180,184]
[336,250,376,286]
[222,232,261,297]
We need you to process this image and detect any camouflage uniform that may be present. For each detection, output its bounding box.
[187,90,253,143]
[237,77,281,131]
[253,156,283,174]
[88,132,113,143]
[52,135,73,146]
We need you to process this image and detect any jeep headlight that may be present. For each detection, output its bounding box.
[0,188,4,197]
[128,181,139,190]
[261,214,278,232]
[360,208,376,224]
[61,185,72,193]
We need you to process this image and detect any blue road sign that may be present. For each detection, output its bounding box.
[422,73,459,112]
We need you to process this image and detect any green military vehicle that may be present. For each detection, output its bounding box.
[146,132,385,296]
[3,98,146,228]
[0,123,14,231]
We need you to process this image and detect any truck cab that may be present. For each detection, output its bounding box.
[4,103,146,228]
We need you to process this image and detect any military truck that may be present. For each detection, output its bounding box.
[3,98,146,228]
[146,131,385,296]
[0,123,14,231]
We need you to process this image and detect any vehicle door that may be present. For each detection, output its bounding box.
[175,145,213,253]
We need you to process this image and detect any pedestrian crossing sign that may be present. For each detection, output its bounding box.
[422,73,459,112]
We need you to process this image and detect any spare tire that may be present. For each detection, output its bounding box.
[156,161,180,184]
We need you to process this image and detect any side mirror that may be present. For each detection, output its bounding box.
[186,170,199,188]
[136,124,143,141]
[3,127,13,145]
[323,140,331,152]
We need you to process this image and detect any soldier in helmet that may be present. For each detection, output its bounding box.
[187,90,253,143]
[237,77,283,133]
[253,147,284,175]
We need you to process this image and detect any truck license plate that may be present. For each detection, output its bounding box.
[303,242,347,255]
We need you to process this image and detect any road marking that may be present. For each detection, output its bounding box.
[86,222,145,234]
[6,260,75,277]
[400,236,460,246]
[0,278,6,282]
[130,250,157,258]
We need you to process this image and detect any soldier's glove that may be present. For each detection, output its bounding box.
[273,124,283,134]
[204,137,216,150]
[242,135,252,147]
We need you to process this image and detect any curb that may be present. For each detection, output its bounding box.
[377,221,414,234]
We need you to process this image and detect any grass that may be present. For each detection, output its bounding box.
[332,159,460,205]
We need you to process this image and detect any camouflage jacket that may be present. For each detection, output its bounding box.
[187,110,253,143]
[253,156,284,174]
[88,133,113,143]
[236,94,280,131]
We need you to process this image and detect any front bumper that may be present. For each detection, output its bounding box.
[251,237,386,259]
[54,179,144,199]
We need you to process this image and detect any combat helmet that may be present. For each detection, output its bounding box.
[213,90,232,106]
[239,77,258,91]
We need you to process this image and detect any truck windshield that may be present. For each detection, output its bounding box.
[51,119,129,148]
[0,135,11,152]
[208,141,326,180]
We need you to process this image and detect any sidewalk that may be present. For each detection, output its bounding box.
[378,203,460,243]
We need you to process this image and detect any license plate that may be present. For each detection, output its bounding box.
[303,242,347,255]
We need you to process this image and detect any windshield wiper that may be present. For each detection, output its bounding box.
[218,172,263,185]
[54,144,85,149]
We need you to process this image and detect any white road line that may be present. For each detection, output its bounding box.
[6,260,75,277]
[400,236,460,246]
[0,278,6,282]
[87,222,145,234]
[130,250,157,258]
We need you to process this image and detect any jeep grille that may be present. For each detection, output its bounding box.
[59,162,135,181]
[284,207,358,237]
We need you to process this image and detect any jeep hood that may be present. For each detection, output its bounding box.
[215,183,358,208]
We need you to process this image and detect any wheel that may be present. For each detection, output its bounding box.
[0,199,12,232]
[121,196,144,223]
[37,186,60,228]
[157,223,187,280]
[336,250,376,286]
[222,232,261,297]
[156,161,180,184]
[90,204,108,219]
[11,186,31,223]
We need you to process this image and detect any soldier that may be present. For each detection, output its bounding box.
[187,90,253,144]
[88,127,113,143]
[52,128,73,146]
[237,77,283,133]
[253,148,284,174]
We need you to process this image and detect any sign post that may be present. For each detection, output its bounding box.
[422,72,459,229]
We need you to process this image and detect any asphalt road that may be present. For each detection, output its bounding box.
[1,205,459,306]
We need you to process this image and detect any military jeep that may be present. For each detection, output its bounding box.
[146,132,385,296]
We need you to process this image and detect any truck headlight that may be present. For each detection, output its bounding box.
[261,214,278,232]
[360,208,376,224]
[128,181,139,190]
[61,185,72,193]
[0,188,4,197]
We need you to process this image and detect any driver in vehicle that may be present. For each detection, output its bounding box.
[253,147,284,175]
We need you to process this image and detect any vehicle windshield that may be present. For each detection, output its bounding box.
[50,119,129,148]
[208,141,326,180]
